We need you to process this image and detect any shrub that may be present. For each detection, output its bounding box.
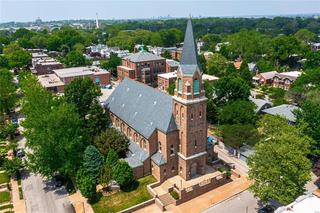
[112,160,133,188]
[82,145,104,181]
[170,190,179,200]
[76,168,96,201]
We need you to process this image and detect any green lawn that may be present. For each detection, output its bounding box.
[92,176,156,213]
[0,173,10,184]
[0,191,11,203]
[0,204,13,210]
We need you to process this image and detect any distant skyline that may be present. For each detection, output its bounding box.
[1,0,320,23]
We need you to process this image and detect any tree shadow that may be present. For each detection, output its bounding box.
[121,180,139,192]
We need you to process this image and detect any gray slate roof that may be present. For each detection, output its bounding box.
[262,104,299,122]
[249,97,272,113]
[151,152,167,166]
[124,141,149,168]
[104,78,178,138]
[179,18,201,76]
[124,51,164,62]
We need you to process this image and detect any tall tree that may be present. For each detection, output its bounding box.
[0,69,16,115]
[206,53,228,77]
[94,128,129,157]
[248,130,312,204]
[100,52,121,77]
[112,160,134,188]
[85,100,109,139]
[64,78,102,118]
[218,100,257,125]
[213,76,250,106]
[3,43,31,69]
[294,29,316,43]
[76,167,97,201]
[62,51,91,67]
[82,145,104,180]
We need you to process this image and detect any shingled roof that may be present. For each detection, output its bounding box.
[179,18,201,76]
[124,51,164,62]
[104,78,178,139]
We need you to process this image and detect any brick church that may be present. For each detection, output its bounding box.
[105,18,210,182]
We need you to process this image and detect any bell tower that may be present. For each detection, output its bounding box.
[173,18,208,180]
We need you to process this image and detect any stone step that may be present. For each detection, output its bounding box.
[159,193,175,206]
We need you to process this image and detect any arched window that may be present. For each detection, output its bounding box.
[170,144,174,155]
[158,141,162,152]
[193,79,199,95]
[178,78,182,93]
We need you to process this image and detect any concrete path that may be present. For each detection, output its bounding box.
[11,178,26,213]
[69,191,94,213]
[21,170,74,213]
[203,190,259,213]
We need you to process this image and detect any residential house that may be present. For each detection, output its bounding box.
[262,104,299,125]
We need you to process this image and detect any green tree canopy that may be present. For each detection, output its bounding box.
[82,145,104,181]
[94,128,129,157]
[213,76,250,106]
[0,69,16,114]
[221,124,259,150]
[291,68,320,94]
[248,122,312,204]
[62,51,91,67]
[100,52,121,77]
[218,100,257,125]
[64,77,102,118]
[294,28,316,43]
[206,53,228,77]
[112,160,134,188]
[76,167,97,201]
[105,149,119,167]
[3,43,31,69]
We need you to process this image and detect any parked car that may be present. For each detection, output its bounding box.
[52,175,66,187]
[258,205,276,213]
[16,149,25,158]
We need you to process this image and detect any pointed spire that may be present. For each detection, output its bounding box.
[180,18,198,66]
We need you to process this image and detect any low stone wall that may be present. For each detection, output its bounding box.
[173,173,232,204]
[119,198,155,213]
[147,181,161,197]
[155,197,165,211]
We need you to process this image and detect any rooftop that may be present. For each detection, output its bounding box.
[104,78,177,139]
[166,59,180,67]
[249,96,272,113]
[262,104,299,122]
[124,51,164,62]
[157,71,177,80]
[124,141,149,168]
[53,66,109,78]
[259,71,278,80]
[202,74,219,81]
[32,52,48,58]
[275,194,320,213]
[37,74,64,87]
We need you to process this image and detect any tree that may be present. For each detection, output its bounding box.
[47,35,62,51]
[3,43,31,69]
[64,78,102,118]
[112,160,133,188]
[73,43,85,53]
[86,100,109,139]
[213,76,250,106]
[105,149,119,167]
[206,53,228,77]
[99,164,112,189]
[296,88,320,156]
[238,60,253,85]
[100,52,121,77]
[30,35,48,49]
[0,56,9,68]
[166,82,175,96]
[3,157,23,177]
[0,69,16,114]
[94,128,129,157]
[218,100,257,125]
[257,115,290,139]
[161,50,172,59]
[82,145,104,181]
[221,124,259,150]
[304,51,320,69]
[198,54,207,73]
[291,68,320,94]
[204,80,218,123]
[248,129,312,204]
[76,168,96,201]
[294,29,316,43]
[62,51,91,67]
[256,58,276,73]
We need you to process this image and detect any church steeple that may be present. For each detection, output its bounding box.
[180,18,199,66]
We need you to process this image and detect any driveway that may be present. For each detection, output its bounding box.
[22,170,74,213]
[202,190,259,213]
[16,116,74,213]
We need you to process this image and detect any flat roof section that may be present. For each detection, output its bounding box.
[38,74,64,88]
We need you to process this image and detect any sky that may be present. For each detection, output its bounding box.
[0,0,320,23]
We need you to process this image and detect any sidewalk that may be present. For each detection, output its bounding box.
[214,145,249,176]
[69,191,94,213]
[11,178,26,213]
[135,176,250,213]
